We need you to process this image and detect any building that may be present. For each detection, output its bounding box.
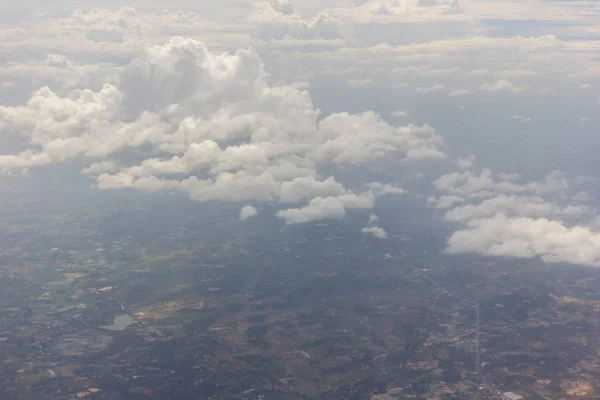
[502,392,523,400]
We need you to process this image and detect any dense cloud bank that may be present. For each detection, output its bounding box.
[0,37,432,225]
[429,158,600,267]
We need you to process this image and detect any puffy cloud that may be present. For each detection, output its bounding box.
[63,7,214,36]
[479,79,529,93]
[45,54,72,69]
[455,155,476,169]
[82,161,119,175]
[268,0,294,15]
[361,226,388,239]
[239,205,259,220]
[368,213,380,223]
[276,194,373,224]
[428,195,464,209]
[367,182,405,196]
[432,167,569,199]
[69,6,138,28]
[448,89,471,97]
[0,37,443,229]
[512,114,531,122]
[329,0,465,23]
[0,7,230,67]
[443,195,593,223]
[415,84,446,94]
[249,1,342,41]
[391,110,408,117]
[433,159,600,267]
[316,112,445,164]
[446,214,600,267]
[280,176,349,204]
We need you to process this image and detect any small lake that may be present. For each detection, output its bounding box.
[101,314,135,331]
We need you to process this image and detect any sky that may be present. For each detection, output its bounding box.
[1,0,600,266]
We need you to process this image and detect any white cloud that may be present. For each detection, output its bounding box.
[239,205,259,220]
[82,161,119,175]
[316,112,445,164]
[269,0,294,15]
[368,213,380,223]
[391,110,408,117]
[465,69,490,77]
[433,159,600,267]
[578,83,592,90]
[480,79,529,93]
[446,214,600,267]
[0,37,446,231]
[329,0,465,23]
[347,78,373,86]
[456,155,476,169]
[249,1,342,41]
[415,84,446,94]
[277,196,347,225]
[276,194,373,224]
[367,182,405,196]
[580,117,590,123]
[432,167,569,199]
[361,226,388,239]
[443,195,592,223]
[279,176,349,204]
[448,89,471,97]
[428,195,464,209]
[512,114,531,122]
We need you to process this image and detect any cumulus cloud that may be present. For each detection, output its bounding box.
[433,159,600,267]
[432,167,569,199]
[512,114,531,122]
[367,182,405,196]
[480,79,529,93]
[276,194,373,224]
[0,37,446,229]
[361,226,388,239]
[279,176,349,204]
[443,195,593,223]
[268,0,294,15]
[448,89,471,97]
[465,69,490,77]
[348,78,374,86]
[330,0,464,23]
[249,1,342,41]
[428,195,464,209]
[446,215,600,267]
[239,205,259,220]
[416,84,446,94]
